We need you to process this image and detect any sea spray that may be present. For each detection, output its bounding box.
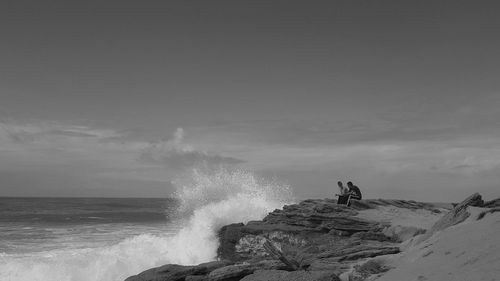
[0,168,294,281]
[167,167,294,264]
[173,167,293,215]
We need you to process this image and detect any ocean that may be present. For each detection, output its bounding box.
[0,197,178,254]
[0,168,293,281]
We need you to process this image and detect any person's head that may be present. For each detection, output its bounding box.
[337,181,343,187]
[347,181,353,187]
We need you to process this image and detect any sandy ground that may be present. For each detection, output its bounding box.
[373,207,500,281]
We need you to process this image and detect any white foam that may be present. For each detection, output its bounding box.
[0,168,293,281]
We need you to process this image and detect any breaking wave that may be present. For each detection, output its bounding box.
[0,168,294,281]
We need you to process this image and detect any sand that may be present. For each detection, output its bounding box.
[372,207,500,281]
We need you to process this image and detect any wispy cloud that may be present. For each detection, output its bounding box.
[0,122,244,188]
[1,117,500,200]
[0,121,118,145]
[139,128,244,170]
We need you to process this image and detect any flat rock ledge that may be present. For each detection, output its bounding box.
[125,195,497,281]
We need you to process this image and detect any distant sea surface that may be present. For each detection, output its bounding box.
[0,169,292,281]
[0,197,179,254]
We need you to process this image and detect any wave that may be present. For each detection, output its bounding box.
[0,168,294,281]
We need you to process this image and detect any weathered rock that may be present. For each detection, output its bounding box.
[306,259,351,273]
[207,260,288,281]
[418,193,483,243]
[124,264,195,281]
[219,225,314,261]
[127,197,450,281]
[320,217,382,232]
[218,223,247,261]
[328,229,350,237]
[240,270,340,281]
[477,207,500,220]
[338,247,400,262]
[263,200,379,233]
[125,261,231,281]
[218,199,385,261]
[348,259,389,281]
[262,240,300,270]
[350,231,394,242]
[315,243,400,261]
[482,197,500,208]
[185,275,208,281]
[349,199,447,213]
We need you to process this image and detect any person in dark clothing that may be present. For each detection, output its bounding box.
[347,181,362,200]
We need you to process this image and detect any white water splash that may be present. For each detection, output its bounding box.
[0,168,294,281]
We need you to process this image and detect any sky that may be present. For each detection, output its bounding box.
[1,1,500,201]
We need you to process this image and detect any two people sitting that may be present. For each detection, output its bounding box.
[336,181,362,205]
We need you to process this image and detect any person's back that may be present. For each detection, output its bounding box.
[347,181,362,200]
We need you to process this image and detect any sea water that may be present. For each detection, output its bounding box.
[0,168,293,281]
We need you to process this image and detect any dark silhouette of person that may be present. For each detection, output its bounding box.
[347,181,362,200]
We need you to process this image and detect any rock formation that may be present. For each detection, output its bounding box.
[416,193,482,243]
[125,194,498,281]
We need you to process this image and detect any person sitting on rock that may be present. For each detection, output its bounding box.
[336,181,351,205]
[347,181,362,200]
[337,181,348,195]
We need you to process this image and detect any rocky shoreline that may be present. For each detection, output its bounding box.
[125,194,499,281]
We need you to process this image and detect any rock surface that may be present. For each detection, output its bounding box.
[207,260,288,281]
[417,193,483,243]
[126,196,491,281]
[217,198,400,265]
[240,270,340,281]
[125,261,232,281]
[482,197,500,208]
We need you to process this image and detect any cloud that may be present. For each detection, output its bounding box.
[0,121,244,174]
[139,128,245,170]
[0,122,243,196]
[0,121,118,145]
[2,118,500,200]
[46,129,99,138]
